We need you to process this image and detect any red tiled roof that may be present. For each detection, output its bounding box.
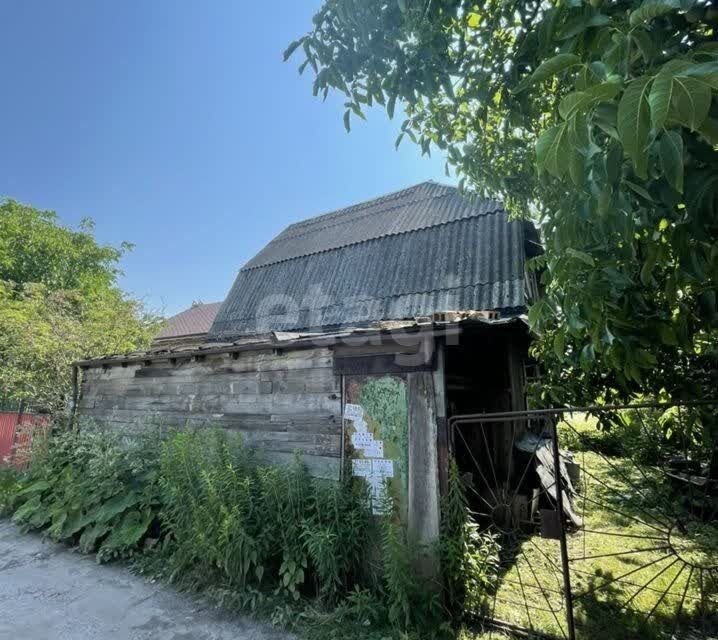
[155,302,222,339]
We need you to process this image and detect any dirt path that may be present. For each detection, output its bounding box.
[0,521,292,640]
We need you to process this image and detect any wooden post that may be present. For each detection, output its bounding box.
[432,343,449,497]
[70,365,80,426]
[407,368,441,586]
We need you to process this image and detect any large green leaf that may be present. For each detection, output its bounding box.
[12,495,42,525]
[671,76,711,130]
[618,76,652,178]
[15,480,50,497]
[569,149,585,187]
[60,510,88,539]
[553,332,565,361]
[632,28,657,63]
[648,73,673,130]
[698,118,718,146]
[640,245,659,285]
[92,492,140,524]
[568,113,591,150]
[659,130,684,193]
[559,13,611,40]
[559,82,621,119]
[78,522,111,554]
[680,61,718,89]
[535,123,569,177]
[629,0,681,27]
[594,103,620,139]
[579,343,595,371]
[624,179,655,202]
[559,92,587,120]
[515,54,581,93]
[99,509,153,554]
[566,248,595,266]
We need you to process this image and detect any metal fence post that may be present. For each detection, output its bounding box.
[551,418,577,640]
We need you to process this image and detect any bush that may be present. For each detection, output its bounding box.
[557,407,704,466]
[0,466,20,515]
[440,462,500,623]
[3,426,500,638]
[157,430,375,605]
[9,425,162,561]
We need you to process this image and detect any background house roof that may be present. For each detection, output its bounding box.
[209,182,536,339]
[156,302,222,340]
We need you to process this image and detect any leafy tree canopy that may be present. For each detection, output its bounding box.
[288,0,718,404]
[0,199,130,293]
[0,199,160,413]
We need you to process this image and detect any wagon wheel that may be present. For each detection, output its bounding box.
[559,405,718,639]
[453,418,569,639]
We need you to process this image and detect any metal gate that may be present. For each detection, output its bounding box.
[449,401,718,639]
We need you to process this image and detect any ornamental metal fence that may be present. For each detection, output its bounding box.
[449,401,718,640]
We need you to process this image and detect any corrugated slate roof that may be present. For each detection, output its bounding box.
[156,302,222,339]
[243,181,503,269]
[210,182,531,339]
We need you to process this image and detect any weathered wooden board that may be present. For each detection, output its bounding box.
[77,347,341,479]
[406,371,441,582]
[334,351,436,375]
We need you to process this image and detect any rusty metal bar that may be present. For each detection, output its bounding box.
[447,399,718,431]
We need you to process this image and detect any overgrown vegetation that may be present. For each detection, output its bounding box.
[440,462,500,625]
[0,466,20,515]
[558,404,715,465]
[2,426,499,639]
[8,427,162,561]
[0,200,161,415]
[558,411,667,462]
[287,0,718,405]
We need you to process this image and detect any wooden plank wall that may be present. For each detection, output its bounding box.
[77,347,342,479]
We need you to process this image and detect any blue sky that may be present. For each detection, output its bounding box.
[0,1,451,316]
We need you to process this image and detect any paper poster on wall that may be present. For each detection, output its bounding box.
[343,374,408,516]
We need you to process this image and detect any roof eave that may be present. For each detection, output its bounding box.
[74,316,527,368]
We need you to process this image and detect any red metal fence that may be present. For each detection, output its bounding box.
[0,412,49,468]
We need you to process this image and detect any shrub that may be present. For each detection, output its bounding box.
[4,425,502,638]
[440,462,500,624]
[557,408,702,466]
[9,425,162,561]
[0,466,20,515]
[157,430,375,607]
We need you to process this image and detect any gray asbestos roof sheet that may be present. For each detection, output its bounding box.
[210,182,531,339]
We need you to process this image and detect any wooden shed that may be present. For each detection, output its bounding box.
[75,182,538,560]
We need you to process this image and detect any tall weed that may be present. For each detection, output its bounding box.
[440,462,500,623]
[157,430,374,607]
[0,466,20,515]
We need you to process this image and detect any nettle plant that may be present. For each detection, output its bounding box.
[289,0,718,403]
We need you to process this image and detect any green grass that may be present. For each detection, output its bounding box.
[465,435,717,640]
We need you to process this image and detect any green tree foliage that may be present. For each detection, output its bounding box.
[0,199,128,292]
[288,0,718,403]
[0,199,160,413]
